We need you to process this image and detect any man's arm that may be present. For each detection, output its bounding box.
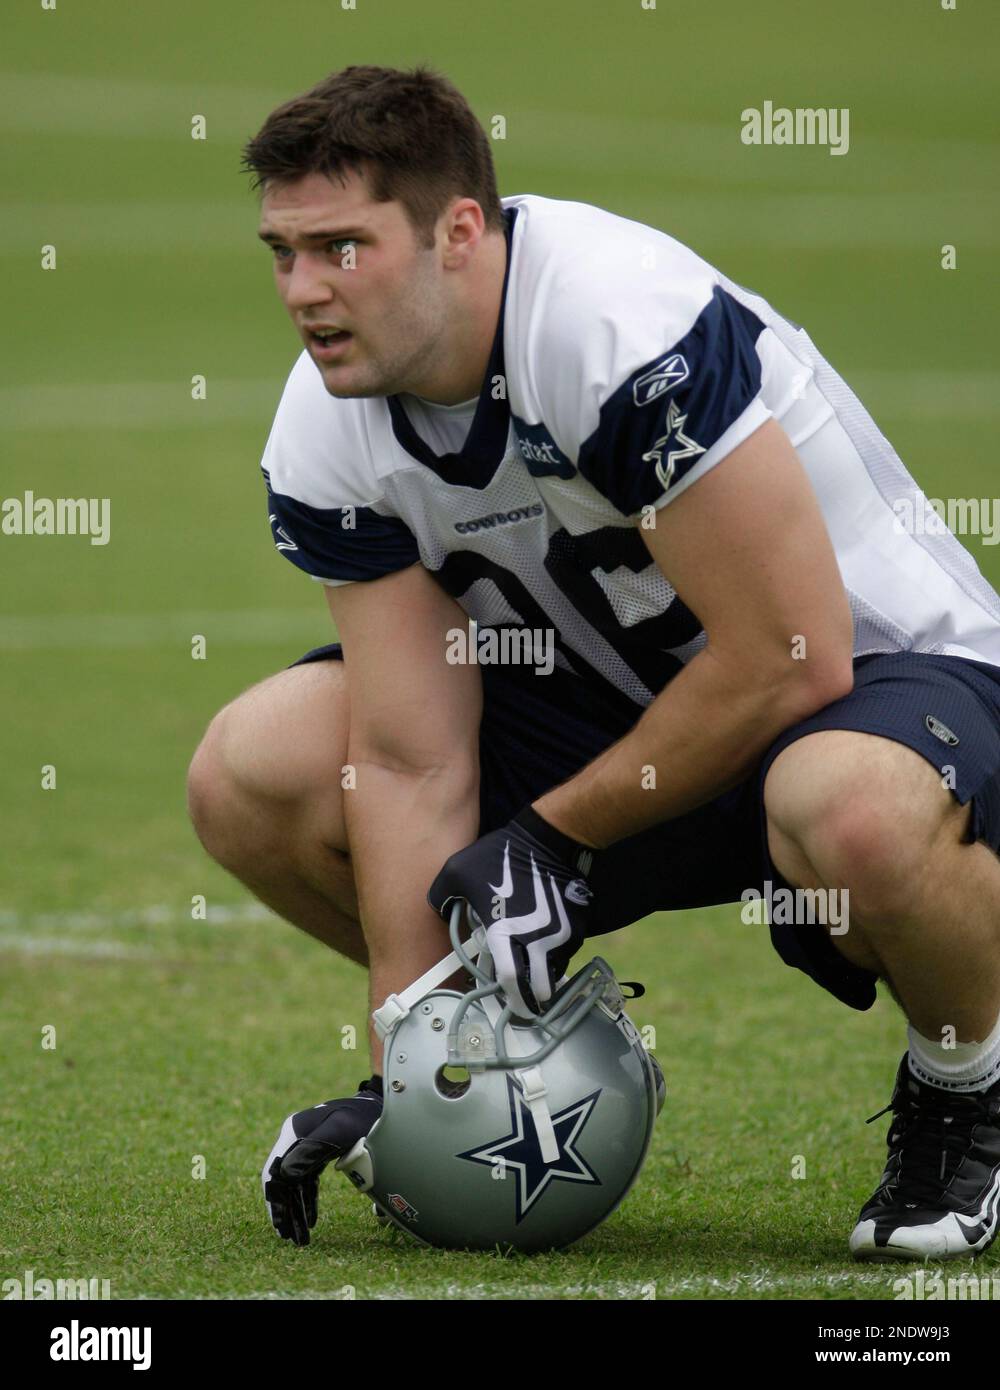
[325,564,482,1065]
[534,418,855,848]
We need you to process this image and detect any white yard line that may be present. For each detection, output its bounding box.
[846,369,1000,422]
[0,609,330,649]
[1,379,279,430]
[0,71,283,141]
[626,189,998,250]
[372,1271,896,1299]
[514,104,1000,183]
[0,902,282,956]
[2,370,997,438]
[180,1270,897,1300]
[0,934,161,960]
[3,73,994,175]
[0,200,254,255]
[0,902,278,932]
[7,190,996,257]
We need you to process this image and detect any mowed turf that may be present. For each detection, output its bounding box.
[2,0,998,1299]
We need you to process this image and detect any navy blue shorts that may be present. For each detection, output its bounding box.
[290,644,1000,1011]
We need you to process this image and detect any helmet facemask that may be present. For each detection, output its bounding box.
[336,904,661,1252]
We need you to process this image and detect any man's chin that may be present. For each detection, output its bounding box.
[321,379,387,399]
[313,361,372,398]
[316,362,400,400]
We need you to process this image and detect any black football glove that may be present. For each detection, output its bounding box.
[261,1077,383,1246]
[428,806,598,1019]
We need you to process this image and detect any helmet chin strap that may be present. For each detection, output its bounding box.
[371,912,560,1164]
[371,933,476,1042]
[477,984,560,1163]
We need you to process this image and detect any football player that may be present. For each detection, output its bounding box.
[188,65,1000,1259]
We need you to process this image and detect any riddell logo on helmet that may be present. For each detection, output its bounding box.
[387,1193,418,1222]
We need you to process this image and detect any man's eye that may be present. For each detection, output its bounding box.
[268,241,355,262]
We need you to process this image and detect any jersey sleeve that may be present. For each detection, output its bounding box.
[532,246,773,519]
[259,351,420,586]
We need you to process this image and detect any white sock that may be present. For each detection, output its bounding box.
[908,1010,1000,1093]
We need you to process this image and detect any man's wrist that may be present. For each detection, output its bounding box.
[514,804,600,869]
[527,796,604,852]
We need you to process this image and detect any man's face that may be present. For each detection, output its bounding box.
[258,169,450,398]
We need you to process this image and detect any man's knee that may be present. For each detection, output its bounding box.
[764,730,967,924]
[187,710,253,868]
[187,663,350,870]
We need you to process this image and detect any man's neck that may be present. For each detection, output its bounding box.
[407,228,508,405]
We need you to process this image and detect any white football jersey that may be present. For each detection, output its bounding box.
[261,193,1000,710]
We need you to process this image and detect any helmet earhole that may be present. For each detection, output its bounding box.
[434,1064,472,1099]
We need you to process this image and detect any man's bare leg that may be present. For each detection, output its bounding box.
[187,658,469,1068]
[187,660,366,963]
[765,729,1000,1260]
[765,730,1000,1041]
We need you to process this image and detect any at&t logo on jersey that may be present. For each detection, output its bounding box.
[511,417,574,478]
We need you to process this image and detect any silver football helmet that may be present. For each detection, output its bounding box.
[335,904,663,1252]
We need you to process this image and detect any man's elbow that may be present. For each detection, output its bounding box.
[782,652,855,723]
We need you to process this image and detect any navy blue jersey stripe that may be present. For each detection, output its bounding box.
[577,286,766,515]
[263,469,420,582]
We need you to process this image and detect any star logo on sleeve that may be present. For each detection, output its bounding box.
[641,399,705,490]
[457,1076,602,1222]
[268,512,299,553]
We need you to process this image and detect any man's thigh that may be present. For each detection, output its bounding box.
[592,652,1000,1009]
[192,652,350,833]
[764,728,973,890]
[763,729,970,973]
[757,651,1000,1007]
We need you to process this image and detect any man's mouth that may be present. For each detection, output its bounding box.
[308,327,353,359]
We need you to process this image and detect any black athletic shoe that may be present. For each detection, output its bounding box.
[262,1076,384,1245]
[850,1053,1000,1261]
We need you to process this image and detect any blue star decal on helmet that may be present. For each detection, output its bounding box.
[457,1075,602,1222]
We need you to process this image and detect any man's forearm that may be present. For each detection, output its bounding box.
[534,646,852,850]
[344,756,480,1066]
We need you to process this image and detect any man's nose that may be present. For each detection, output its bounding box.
[283,252,336,310]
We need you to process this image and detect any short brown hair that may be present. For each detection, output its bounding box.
[242,65,504,248]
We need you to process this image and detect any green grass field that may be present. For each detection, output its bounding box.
[2,0,998,1301]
